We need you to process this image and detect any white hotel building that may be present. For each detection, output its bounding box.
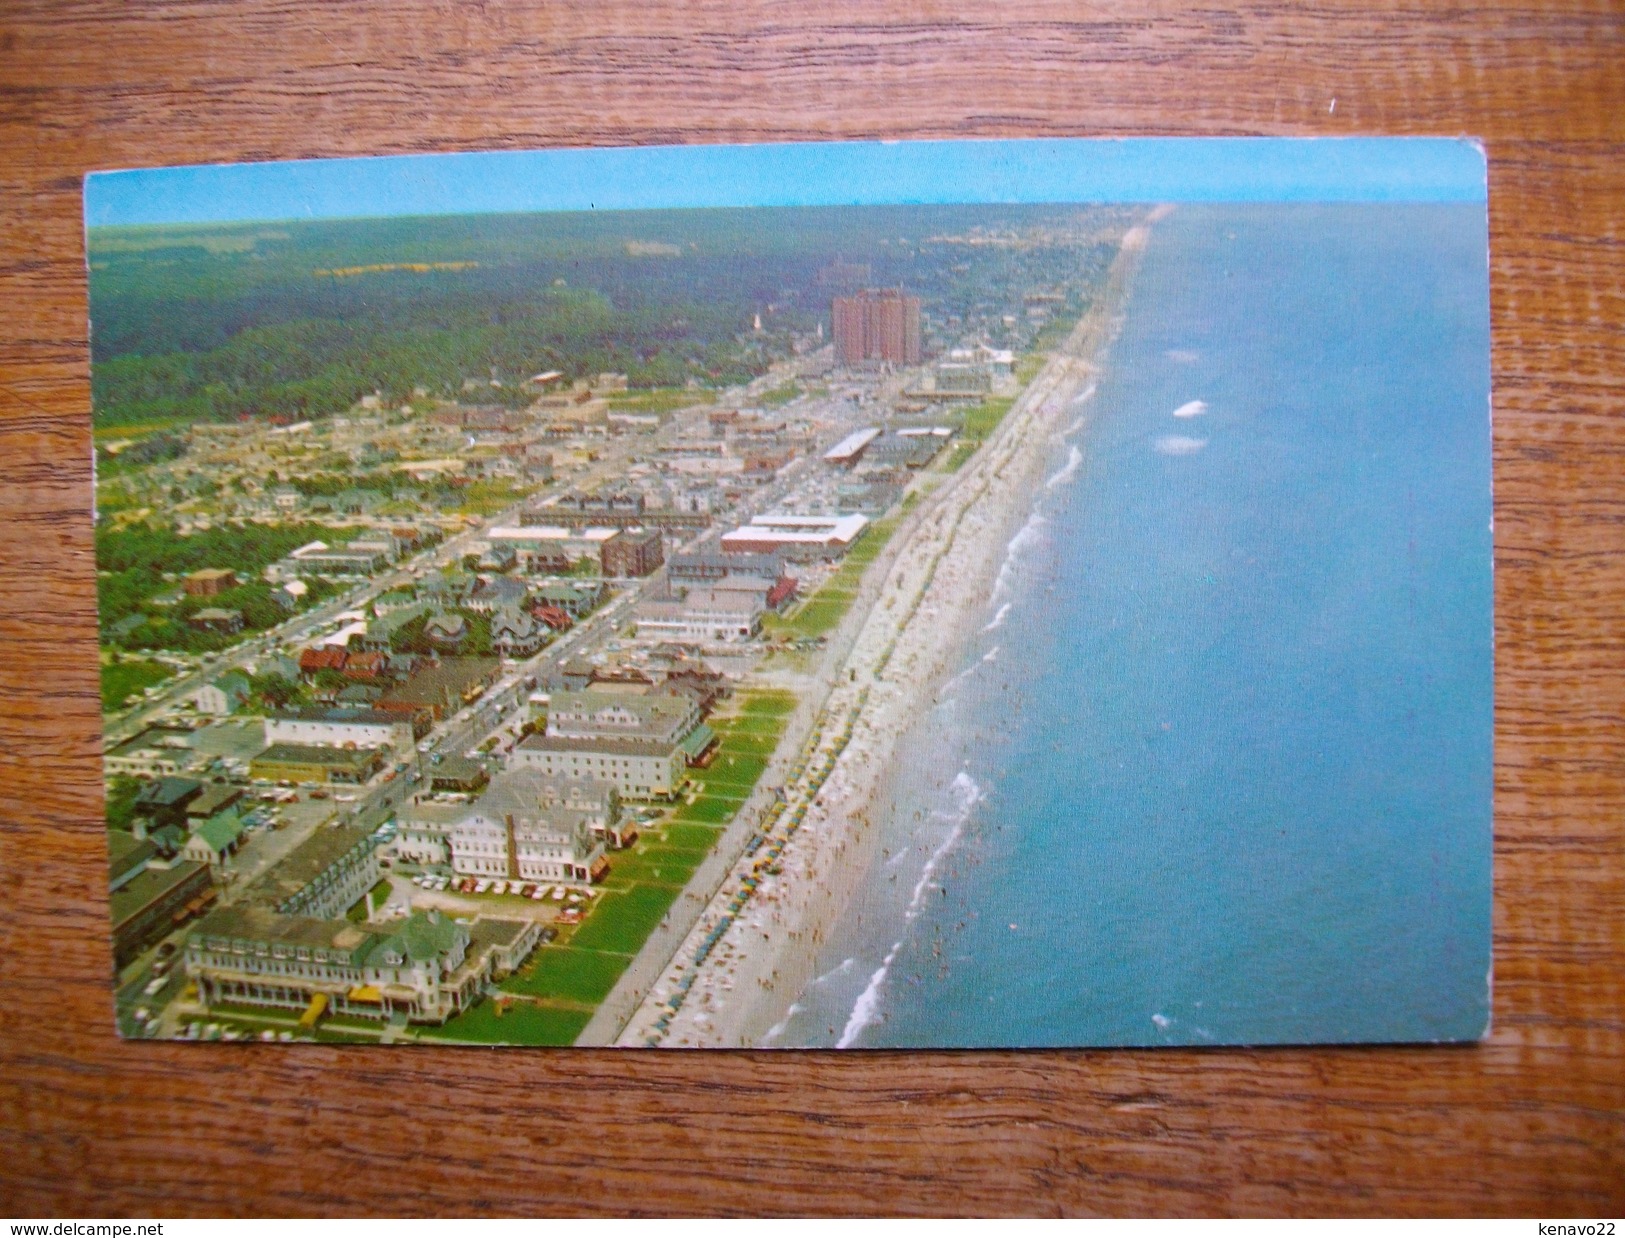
[396,769,614,884]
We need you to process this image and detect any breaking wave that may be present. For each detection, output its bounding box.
[836,771,985,1049]
[991,511,1048,604]
[1045,443,1084,489]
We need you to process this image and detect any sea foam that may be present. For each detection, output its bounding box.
[1046,443,1083,489]
[1155,435,1208,456]
[992,511,1048,603]
[836,771,985,1049]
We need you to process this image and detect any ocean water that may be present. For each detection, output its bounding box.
[770,203,1493,1049]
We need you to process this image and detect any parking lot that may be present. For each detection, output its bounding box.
[373,867,598,928]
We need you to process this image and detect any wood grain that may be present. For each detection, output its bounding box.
[0,0,1620,1217]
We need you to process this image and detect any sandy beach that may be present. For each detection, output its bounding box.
[616,218,1150,1049]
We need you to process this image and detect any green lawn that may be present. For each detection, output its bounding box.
[605,387,716,414]
[758,381,801,408]
[668,793,743,825]
[712,714,787,737]
[783,598,851,638]
[100,657,172,710]
[663,823,722,849]
[738,690,797,717]
[417,999,591,1046]
[704,750,769,784]
[709,729,780,753]
[498,946,629,1004]
[570,884,681,954]
[605,845,701,887]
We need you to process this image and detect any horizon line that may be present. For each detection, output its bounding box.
[85,137,1487,229]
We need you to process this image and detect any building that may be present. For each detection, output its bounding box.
[510,689,714,800]
[104,729,199,779]
[822,426,882,468]
[420,572,476,607]
[425,611,469,651]
[636,587,764,643]
[249,742,385,786]
[110,859,214,968]
[265,706,420,753]
[397,769,614,884]
[376,657,500,722]
[298,647,348,679]
[182,812,247,873]
[766,575,798,611]
[269,540,392,580]
[428,755,490,794]
[195,671,252,717]
[248,823,380,920]
[867,429,950,469]
[544,689,704,746]
[932,356,994,395]
[131,776,204,839]
[466,576,529,614]
[530,604,573,633]
[719,513,870,561]
[184,568,238,597]
[486,524,621,565]
[533,580,606,619]
[183,783,244,829]
[490,607,545,658]
[832,288,922,367]
[184,904,538,1024]
[258,652,303,683]
[188,608,244,635]
[108,830,157,893]
[510,733,690,802]
[600,529,664,578]
[668,550,785,587]
[476,543,518,573]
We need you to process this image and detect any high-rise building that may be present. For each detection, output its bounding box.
[832,288,922,367]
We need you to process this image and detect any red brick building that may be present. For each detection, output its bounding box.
[600,529,665,578]
[832,288,922,367]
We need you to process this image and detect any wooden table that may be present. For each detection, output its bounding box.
[0,1,1619,1216]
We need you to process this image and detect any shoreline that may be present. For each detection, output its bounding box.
[616,219,1150,1048]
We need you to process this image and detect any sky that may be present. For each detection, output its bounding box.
[84,137,1487,229]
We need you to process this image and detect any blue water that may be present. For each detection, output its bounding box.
[772,203,1492,1048]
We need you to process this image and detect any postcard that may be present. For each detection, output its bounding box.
[86,138,1492,1048]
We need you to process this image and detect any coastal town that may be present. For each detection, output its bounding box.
[97,212,1131,1046]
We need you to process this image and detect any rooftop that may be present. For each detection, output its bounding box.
[252,742,382,769]
[272,706,407,727]
[109,860,209,928]
[518,732,681,759]
[246,823,376,907]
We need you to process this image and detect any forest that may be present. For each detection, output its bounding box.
[87,204,1121,430]
[97,521,351,650]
